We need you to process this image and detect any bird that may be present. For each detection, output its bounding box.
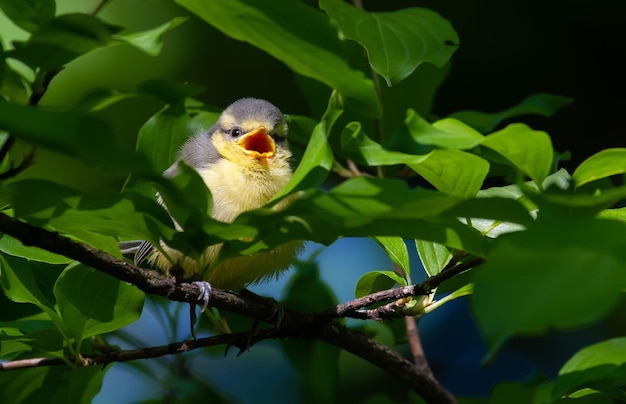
[124,98,302,307]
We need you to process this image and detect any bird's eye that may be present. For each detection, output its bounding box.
[230,128,242,138]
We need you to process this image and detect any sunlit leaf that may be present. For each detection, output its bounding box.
[481,123,553,186]
[54,264,144,343]
[450,93,573,133]
[572,148,626,187]
[355,270,405,298]
[407,149,489,199]
[405,109,484,150]
[0,234,71,264]
[273,91,340,199]
[373,236,410,277]
[342,121,488,198]
[174,0,380,116]
[320,0,459,86]
[415,240,451,277]
[221,177,489,259]
[552,337,626,400]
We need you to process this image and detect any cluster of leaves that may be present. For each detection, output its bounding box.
[1,0,626,402]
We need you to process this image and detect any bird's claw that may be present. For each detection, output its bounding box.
[189,281,212,340]
[194,281,212,313]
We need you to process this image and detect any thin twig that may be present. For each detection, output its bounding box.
[321,257,484,320]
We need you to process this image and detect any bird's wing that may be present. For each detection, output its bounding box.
[164,127,222,177]
[134,241,155,266]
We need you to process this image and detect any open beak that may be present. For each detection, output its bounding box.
[237,127,276,158]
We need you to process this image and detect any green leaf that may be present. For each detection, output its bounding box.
[572,148,626,187]
[373,236,410,278]
[553,337,626,400]
[0,234,71,264]
[405,109,485,149]
[472,219,626,358]
[0,62,30,104]
[174,0,380,116]
[0,366,106,404]
[0,254,64,329]
[54,264,144,343]
[355,270,405,298]
[320,0,459,86]
[0,0,55,33]
[221,177,488,259]
[525,184,626,221]
[406,149,489,199]
[342,121,489,198]
[481,123,553,186]
[449,93,573,133]
[113,17,187,56]
[273,91,340,199]
[136,105,198,173]
[0,103,152,173]
[415,240,451,277]
[7,14,122,70]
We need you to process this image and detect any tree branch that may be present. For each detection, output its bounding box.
[0,212,456,402]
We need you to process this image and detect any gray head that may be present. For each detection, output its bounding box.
[165,98,289,177]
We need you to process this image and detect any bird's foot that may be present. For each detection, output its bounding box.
[189,281,212,340]
[194,281,212,313]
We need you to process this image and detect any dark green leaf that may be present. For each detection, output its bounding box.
[481,123,553,186]
[572,148,626,187]
[0,0,55,32]
[472,219,626,358]
[0,365,106,404]
[355,270,404,298]
[113,17,187,56]
[7,14,122,70]
[0,103,152,173]
[0,62,30,104]
[54,264,144,343]
[553,337,626,400]
[320,0,459,86]
[0,254,64,328]
[136,106,197,173]
[174,0,381,116]
[449,93,573,133]
[2,179,176,254]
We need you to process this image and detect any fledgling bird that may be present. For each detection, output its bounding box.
[129,98,302,302]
